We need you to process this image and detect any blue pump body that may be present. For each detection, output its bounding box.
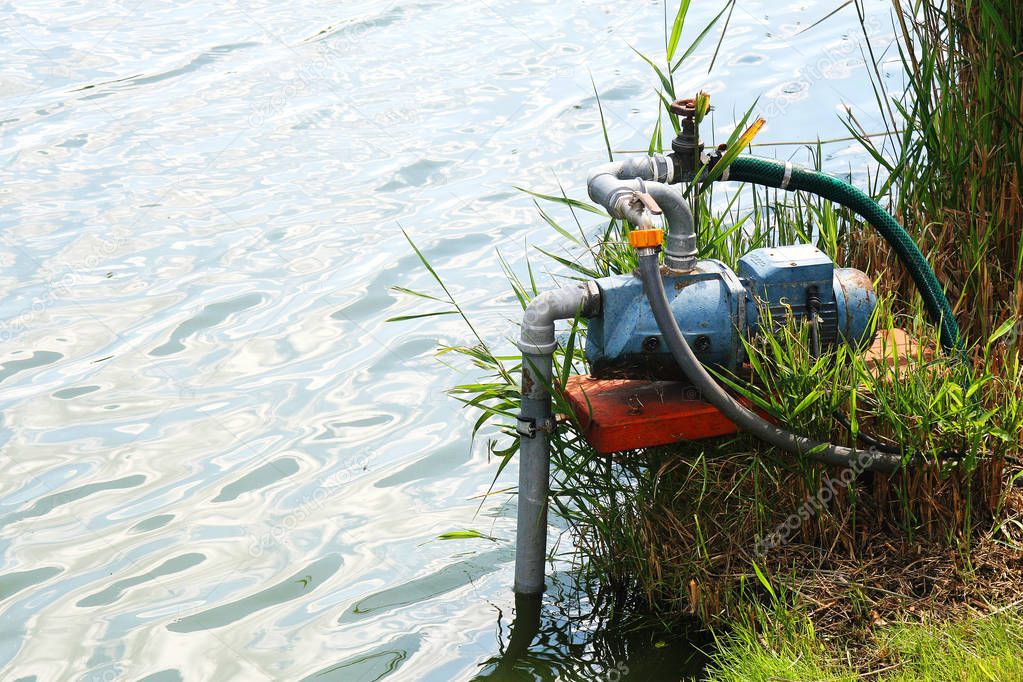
[585,244,876,380]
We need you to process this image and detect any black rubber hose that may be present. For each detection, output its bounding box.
[831,409,903,455]
[637,249,902,472]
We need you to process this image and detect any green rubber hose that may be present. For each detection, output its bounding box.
[720,155,962,354]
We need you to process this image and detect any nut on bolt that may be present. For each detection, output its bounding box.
[628,229,663,249]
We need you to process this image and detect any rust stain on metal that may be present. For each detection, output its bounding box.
[841,268,874,299]
[522,368,534,395]
[839,268,874,333]
[668,264,704,288]
[626,394,644,415]
[669,97,697,117]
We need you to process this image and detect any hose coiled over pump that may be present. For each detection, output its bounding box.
[721,156,961,353]
[637,250,903,472]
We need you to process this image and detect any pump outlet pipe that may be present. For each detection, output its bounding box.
[514,281,600,595]
[587,153,697,270]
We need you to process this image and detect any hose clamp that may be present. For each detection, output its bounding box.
[516,415,555,439]
[780,161,793,190]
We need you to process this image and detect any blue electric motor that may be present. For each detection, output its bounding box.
[585,243,877,380]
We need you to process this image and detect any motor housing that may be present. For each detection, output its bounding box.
[585,243,876,381]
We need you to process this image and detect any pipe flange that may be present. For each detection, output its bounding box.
[517,331,557,355]
[580,280,601,318]
[664,255,697,272]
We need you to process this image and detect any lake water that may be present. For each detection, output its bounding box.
[0,1,893,679]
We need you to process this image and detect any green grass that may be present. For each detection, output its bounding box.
[706,610,1023,681]
[880,612,1023,681]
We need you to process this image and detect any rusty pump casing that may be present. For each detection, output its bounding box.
[585,243,878,381]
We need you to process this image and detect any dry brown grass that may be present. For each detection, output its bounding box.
[604,444,1019,631]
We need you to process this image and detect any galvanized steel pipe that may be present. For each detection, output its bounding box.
[514,282,600,595]
[587,154,697,271]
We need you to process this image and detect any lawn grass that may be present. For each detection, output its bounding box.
[707,609,1023,681]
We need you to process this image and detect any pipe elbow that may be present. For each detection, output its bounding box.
[586,170,633,214]
[584,155,692,266]
[518,282,600,355]
[647,184,696,270]
[585,156,664,186]
[586,155,674,216]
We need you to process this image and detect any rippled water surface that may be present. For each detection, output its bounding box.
[1,1,892,679]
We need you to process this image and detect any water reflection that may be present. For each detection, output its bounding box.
[476,575,709,681]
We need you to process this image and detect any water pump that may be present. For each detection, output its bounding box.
[511,97,962,596]
[586,243,877,381]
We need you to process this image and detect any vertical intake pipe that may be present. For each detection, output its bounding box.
[514,282,600,595]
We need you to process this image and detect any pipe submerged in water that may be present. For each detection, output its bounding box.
[514,282,600,595]
[514,153,707,596]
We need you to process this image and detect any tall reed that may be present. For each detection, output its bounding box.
[848,0,1023,343]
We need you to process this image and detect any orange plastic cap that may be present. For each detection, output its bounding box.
[628,229,663,249]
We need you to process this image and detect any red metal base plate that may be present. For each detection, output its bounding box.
[563,376,742,454]
[563,329,915,455]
